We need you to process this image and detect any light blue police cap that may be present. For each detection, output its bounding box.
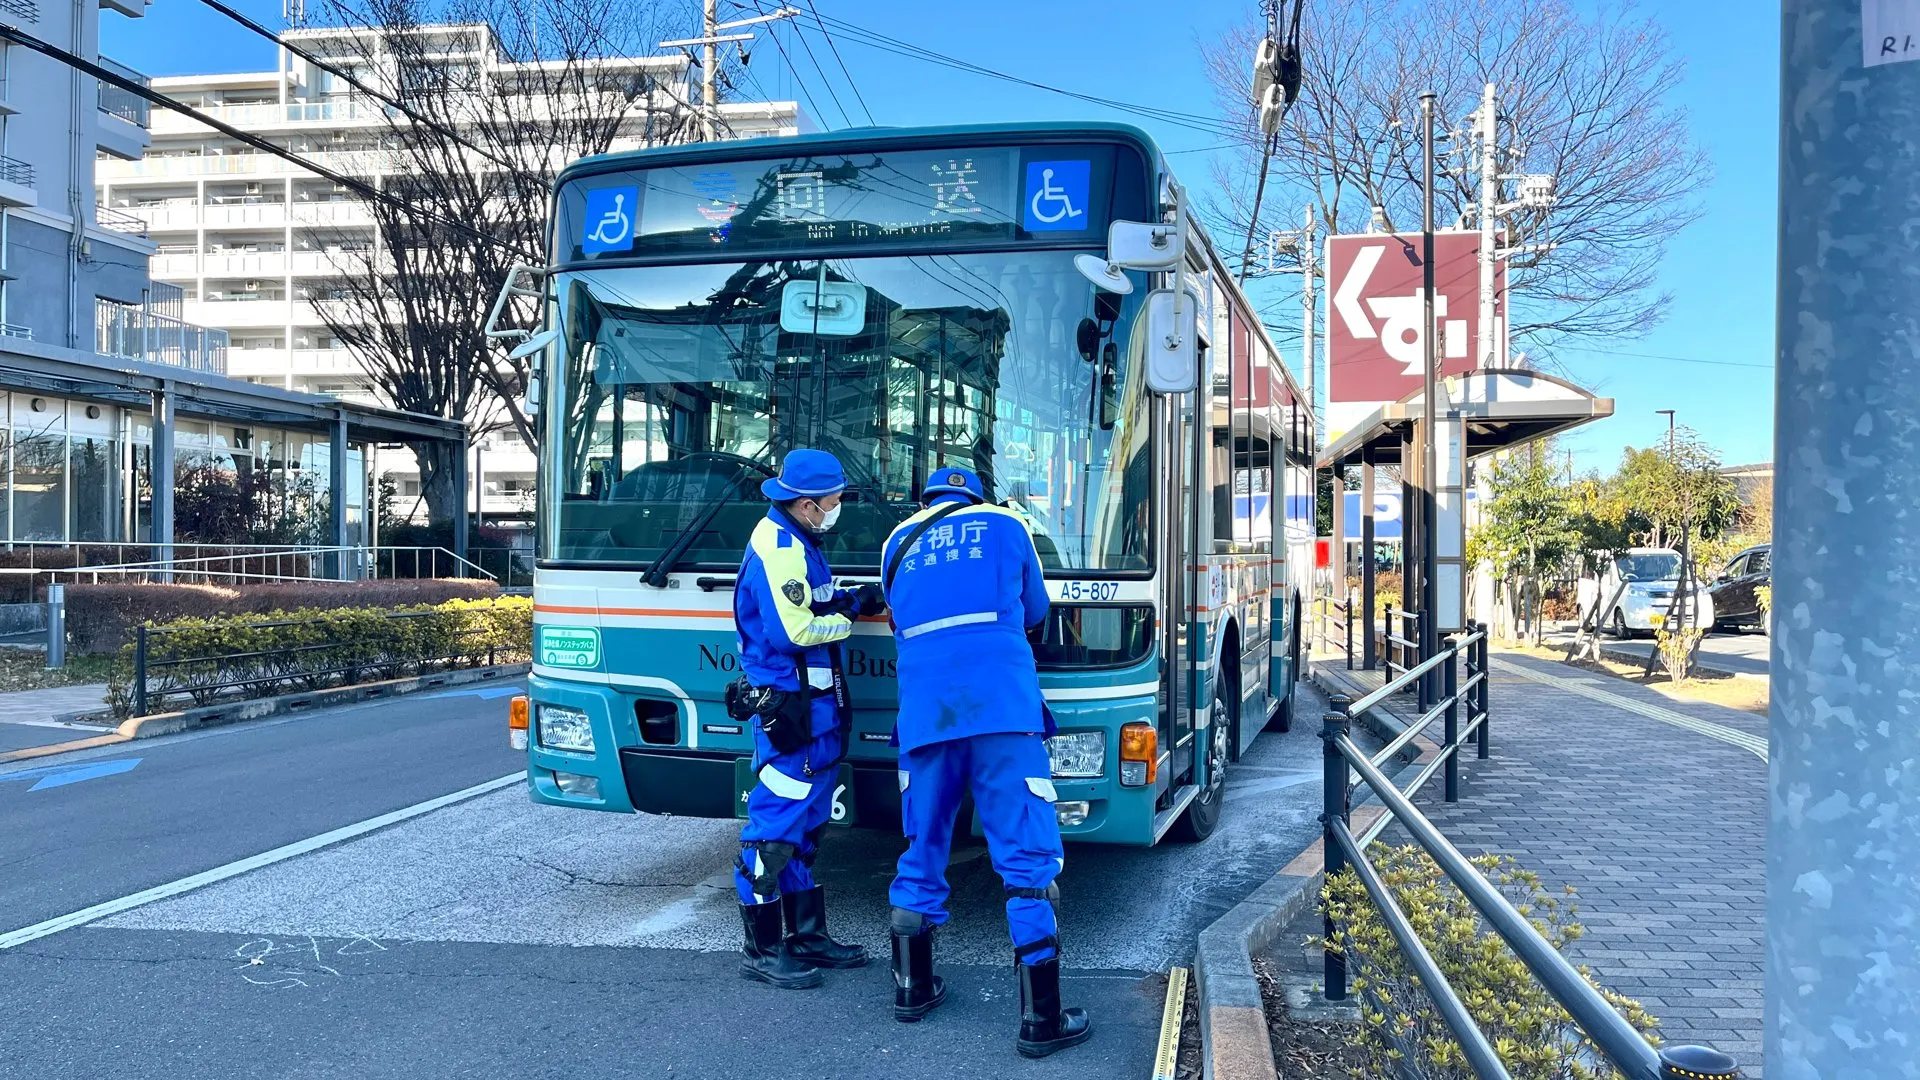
[761,448,847,502]
[922,466,985,503]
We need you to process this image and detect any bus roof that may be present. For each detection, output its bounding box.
[554,121,1168,189]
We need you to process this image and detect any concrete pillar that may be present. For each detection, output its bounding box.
[150,384,174,574]
[1772,2,1920,1071]
[1361,448,1376,670]
[329,409,349,579]
[1330,463,1347,598]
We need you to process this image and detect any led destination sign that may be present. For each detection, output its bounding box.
[558,142,1146,261]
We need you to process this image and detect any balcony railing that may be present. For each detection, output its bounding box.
[0,322,32,341]
[96,299,229,374]
[0,0,37,23]
[96,56,151,129]
[0,156,33,187]
[94,204,150,237]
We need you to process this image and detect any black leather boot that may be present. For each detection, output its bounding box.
[1016,954,1092,1058]
[739,901,823,990]
[781,886,869,969]
[891,924,947,1022]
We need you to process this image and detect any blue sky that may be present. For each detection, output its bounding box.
[102,0,1777,474]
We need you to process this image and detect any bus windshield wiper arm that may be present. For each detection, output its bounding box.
[641,486,742,588]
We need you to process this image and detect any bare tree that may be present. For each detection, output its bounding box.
[1201,0,1708,349]
[303,0,697,526]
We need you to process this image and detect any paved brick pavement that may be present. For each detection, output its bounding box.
[1317,650,1765,1075]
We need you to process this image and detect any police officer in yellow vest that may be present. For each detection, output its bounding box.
[730,449,884,988]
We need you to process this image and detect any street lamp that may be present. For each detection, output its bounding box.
[1656,409,1676,460]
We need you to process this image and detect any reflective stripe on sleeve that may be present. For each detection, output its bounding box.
[899,611,999,639]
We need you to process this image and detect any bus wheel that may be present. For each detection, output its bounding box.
[1172,672,1233,843]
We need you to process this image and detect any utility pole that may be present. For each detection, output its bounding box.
[1774,7,1920,1070]
[1418,90,1439,693]
[659,6,799,143]
[1476,82,1499,370]
[1301,204,1318,433]
[700,0,717,141]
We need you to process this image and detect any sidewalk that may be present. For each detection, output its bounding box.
[0,684,114,755]
[1310,650,1765,1075]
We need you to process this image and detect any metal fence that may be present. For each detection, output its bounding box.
[94,204,150,237]
[1315,592,1355,669]
[0,542,496,589]
[1318,624,1740,1079]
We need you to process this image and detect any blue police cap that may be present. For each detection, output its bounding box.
[922,466,985,503]
[761,448,847,502]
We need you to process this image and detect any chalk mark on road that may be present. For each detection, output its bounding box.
[232,934,376,989]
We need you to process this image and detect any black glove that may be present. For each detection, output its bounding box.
[812,592,858,618]
[852,583,887,617]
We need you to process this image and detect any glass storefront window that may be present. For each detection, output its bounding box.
[14,434,68,541]
[71,436,121,542]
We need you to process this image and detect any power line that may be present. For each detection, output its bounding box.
[807,12,1242,139]
[755,12,834,129]
[1556,347,1772,371]
[1,24,534,259]
[799,1,873,125]
[785,10,853,128]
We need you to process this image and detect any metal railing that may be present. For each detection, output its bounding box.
[94,204,150,237]
[95,299,229,373]
[96,56,151,128]
[0,322,31,341]
[0,155,33,187]
[1319,625,1740,1080]
[0,0,37,24]
[131,607,518,717]
[0,543,497,589]
[1315,591,1355,670]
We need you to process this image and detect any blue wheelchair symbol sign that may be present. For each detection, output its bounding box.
[582,186,638,254]
[1023,160,1090,232]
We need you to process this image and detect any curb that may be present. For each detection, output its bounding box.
[1194,663,1424,1080]
[0,731,130,763]
[116,662,531,740]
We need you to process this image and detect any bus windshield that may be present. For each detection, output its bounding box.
[541,250,1153,573]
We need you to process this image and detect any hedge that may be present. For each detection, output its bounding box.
[109,595,532,717]
[67,578,502,654]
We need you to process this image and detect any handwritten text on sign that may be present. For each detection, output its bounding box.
[1865,0,1920,67]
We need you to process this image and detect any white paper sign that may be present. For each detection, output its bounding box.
[1865,0,1920,67]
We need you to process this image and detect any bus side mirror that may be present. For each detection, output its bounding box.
[1143,288,1198,394]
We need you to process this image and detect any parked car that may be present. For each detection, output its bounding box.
[1582,547,1716,637]
[1706,543,1770,634]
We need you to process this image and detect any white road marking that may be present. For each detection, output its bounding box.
[0,771,526,950]
[1495,660,1767,761]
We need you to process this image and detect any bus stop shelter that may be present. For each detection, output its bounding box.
[1319,369,1613,669]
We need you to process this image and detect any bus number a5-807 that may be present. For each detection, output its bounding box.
[1056,581,1122,602]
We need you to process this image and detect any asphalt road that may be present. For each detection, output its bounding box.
[1545,626,1771,676]
[0,679,1331,1080]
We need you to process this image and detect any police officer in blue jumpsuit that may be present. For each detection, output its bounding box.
[733,449,884,989]
[881,467,1093,1058]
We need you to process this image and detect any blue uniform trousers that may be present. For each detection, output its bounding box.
[890,731,1064,964]
[735,696,845,905]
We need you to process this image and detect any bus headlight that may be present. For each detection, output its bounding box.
[537,704,595,753]
[1047,731,1105,778]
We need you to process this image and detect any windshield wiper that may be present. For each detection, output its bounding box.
[641,484,745,588]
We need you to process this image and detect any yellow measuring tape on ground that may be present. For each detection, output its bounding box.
[1152,965,1189,1080]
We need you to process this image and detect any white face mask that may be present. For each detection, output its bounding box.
[815,502,843,532]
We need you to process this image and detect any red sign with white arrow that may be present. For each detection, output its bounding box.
[1324,231,1503,430]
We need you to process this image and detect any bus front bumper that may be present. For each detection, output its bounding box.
[525,675,1167,846]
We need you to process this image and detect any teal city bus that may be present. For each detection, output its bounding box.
[494,122,1315,845]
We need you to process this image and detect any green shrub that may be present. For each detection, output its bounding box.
[1755,585,1771,617]
[109,595,532,717]
[1653,625,1704,682]
[67,578,502,654]
[1321,845,1658,1079]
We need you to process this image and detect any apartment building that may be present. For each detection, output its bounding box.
[0,1,462,553]
[96,24,804,524]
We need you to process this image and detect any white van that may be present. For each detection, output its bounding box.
[1577,548,1716,637]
